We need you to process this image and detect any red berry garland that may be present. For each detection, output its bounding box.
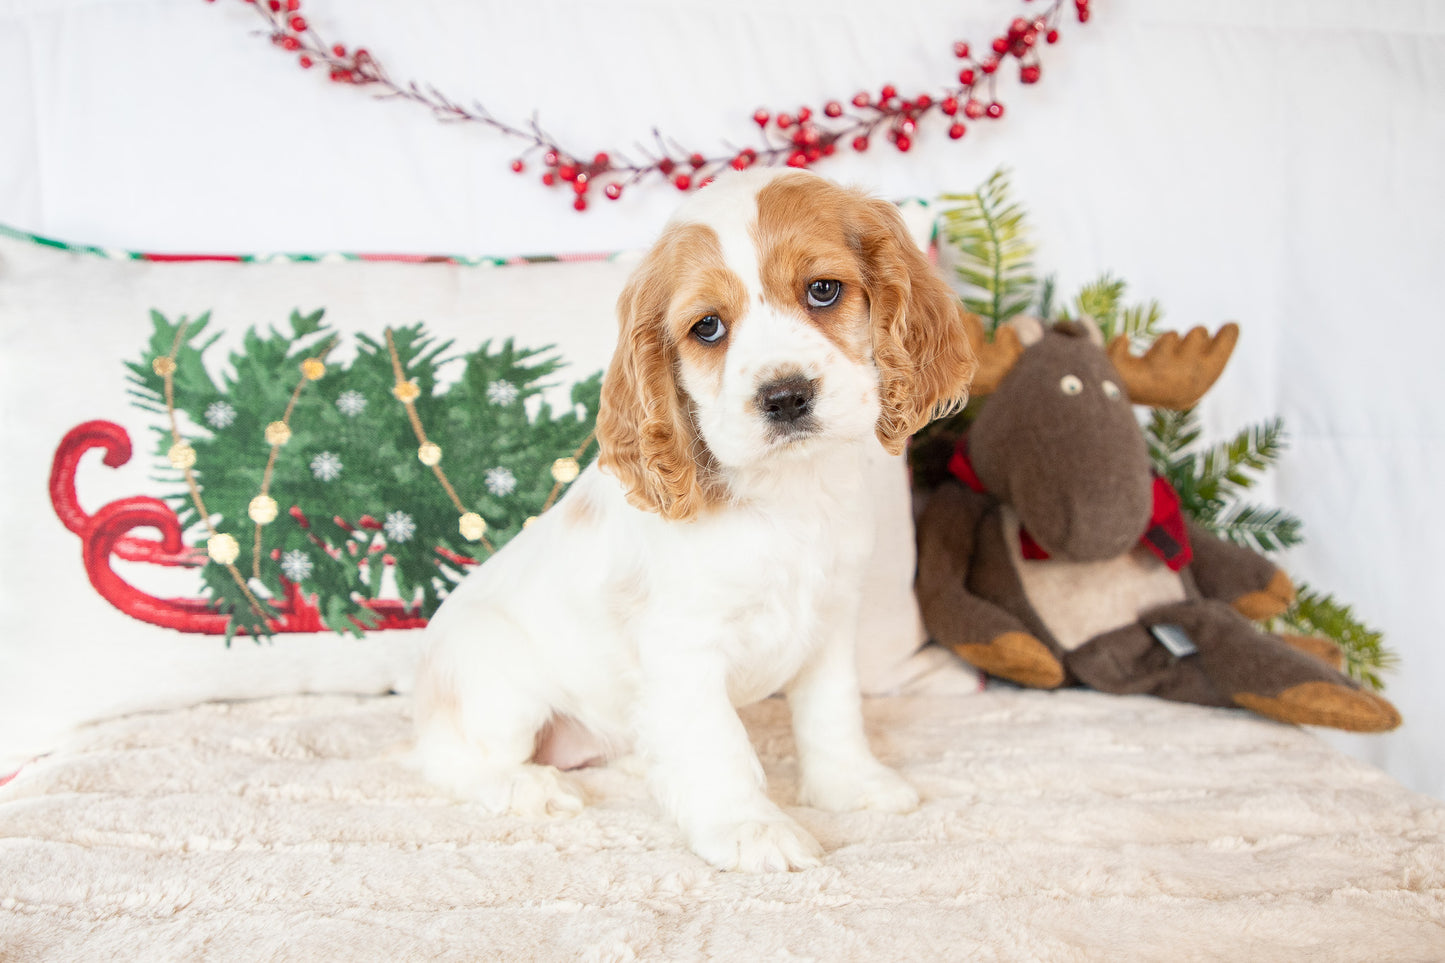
[211,0,1090,210]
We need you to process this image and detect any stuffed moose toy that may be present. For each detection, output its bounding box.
[914,315,1400,732]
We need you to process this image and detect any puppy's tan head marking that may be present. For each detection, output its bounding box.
[597,223,739,521]
[753,173,979,454]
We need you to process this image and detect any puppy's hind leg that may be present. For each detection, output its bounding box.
[412,620,584,818]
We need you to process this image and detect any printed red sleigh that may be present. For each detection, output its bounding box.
[51,420,440,635]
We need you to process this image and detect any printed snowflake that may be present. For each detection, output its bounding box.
[310,451,343,481]
[204,400,237,429]
[485,466,517,497]
[384,510,417,543]
[279,549,314,582]
[486,379,520,406]
[335,390,367,417]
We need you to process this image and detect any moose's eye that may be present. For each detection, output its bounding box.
[1060,374,1083,396]
[1101,379,1122,400]
[806,279,842,308]
[692,314,727,344]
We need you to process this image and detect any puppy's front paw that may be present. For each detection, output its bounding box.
[801,762,919,814]
[464,764,585,818]
[691,816,823,873]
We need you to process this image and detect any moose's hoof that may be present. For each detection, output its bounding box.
[1233,681,1401,732]
[1232,569,1296,621]
[1279,634,1346,672]
[955,632,1066,689]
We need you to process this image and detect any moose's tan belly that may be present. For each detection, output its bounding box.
[1002,507,1187,651]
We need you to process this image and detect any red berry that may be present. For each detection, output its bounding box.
[753,108,770,126]
[286,0,300,9]
[823,142,836,156]
[948,122,967,140]
[659,157,676,175]
[281,35,300,50]
[674,173,692,190]
[852,92,870,108]
[1046,29,1060,43]
[689,153,705,168]
[963,99,985,119]
[543,150,559,167]
[593,152,610,168]
[899,118,916,134]
[801,126,820,146]
[824,100,843,118]
[777,113,793,129]
[1077,7,1090,22]
[941,96,959,116]
[953,41,970,58]
[1020,64,1042,84]
[915,94,932,110]
[542,172,556,186]
[511,159,525,173]
[986,102,1005,119]
[605,183,623,200]
[573,175,589,194]
[992,36,1009,54]
[1011,40,1029,57]
[981,57,999,74]
[787,151,808,168]
[289,14,306,31]
[298,55,312,68]
[797,107,812,123]
[880,84,897,100]
[958,68,976,86]
[268,0,280,10]
[1010,17,1030,37]
[332,44,346,56]
[852,136,869,152]
[574,196,588,212]
[731,155,749,171]
[895,134,912,152]
[559,164,578,181]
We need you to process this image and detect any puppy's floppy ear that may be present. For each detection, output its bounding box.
[597,230,724,521]
[852,196,978,454]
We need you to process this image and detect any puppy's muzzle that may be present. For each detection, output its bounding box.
[757,375,818,426]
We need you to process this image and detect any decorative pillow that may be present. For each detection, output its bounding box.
[0,206,977,771]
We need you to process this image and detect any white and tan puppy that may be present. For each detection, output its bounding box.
[414,169,976,871]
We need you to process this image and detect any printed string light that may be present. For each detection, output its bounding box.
[154,321,268,619]
[206,0,1091,210]
[250,337,339,576]
[383,327,497,552]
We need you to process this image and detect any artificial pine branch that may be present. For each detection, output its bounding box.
[939,168,1036,332]
[1274,585,1397,691]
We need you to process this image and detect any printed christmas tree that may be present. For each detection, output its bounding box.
[126,308,601,641]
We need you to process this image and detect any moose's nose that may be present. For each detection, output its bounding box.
[757,376,817,424]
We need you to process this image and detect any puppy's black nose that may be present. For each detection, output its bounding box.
[758,376,817,424]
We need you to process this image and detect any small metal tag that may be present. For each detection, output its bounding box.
[1150,623,1199,658]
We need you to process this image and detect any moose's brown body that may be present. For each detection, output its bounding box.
[915,317,1399,732]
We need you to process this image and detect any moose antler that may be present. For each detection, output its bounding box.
[1106,322,1240,410]
[961,311,1028,397]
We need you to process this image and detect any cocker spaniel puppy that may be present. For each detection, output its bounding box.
[415,169,977,872]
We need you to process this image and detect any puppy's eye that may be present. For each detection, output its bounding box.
[1060,374,1083,395]
[1101,379,1122,400]
[692,314,727,344]
[806,279,842,308]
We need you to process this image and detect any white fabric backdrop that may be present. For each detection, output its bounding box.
[2,0,1442,799]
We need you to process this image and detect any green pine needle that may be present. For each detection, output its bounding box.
[939,168,1036,332]
[1273,585,1398,691]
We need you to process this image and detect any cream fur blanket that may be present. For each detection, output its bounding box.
[2,689,1442,961]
